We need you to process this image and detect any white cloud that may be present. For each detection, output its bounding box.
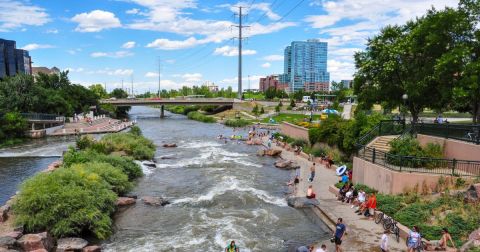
[146,37,202,50]
[45,28,58,34]
[214,46,256,57]
[90,51,134,58]
[304,0,458,81]
[67,48,82,55]
[71,10,121,32]
[263,54,283,61]
[0,0,50,32]
[145,72,159,78]
[181,73,202,82]
[122,41,136,49]
[126,8,140,15]
[21,43,54,51]
[261,62,271,68]
[127,1,295,49]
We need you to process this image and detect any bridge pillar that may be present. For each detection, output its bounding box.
[160,105,165,119]
[31,123,35,130]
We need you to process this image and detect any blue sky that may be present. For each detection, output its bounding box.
[0,0,458,93]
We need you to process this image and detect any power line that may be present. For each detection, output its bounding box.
[276,0,306,23]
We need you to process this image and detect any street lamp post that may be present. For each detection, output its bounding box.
[402,94,408,121]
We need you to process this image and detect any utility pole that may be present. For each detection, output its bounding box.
[158,56,161,97]
[248,74,251,91]
[233,6,249,99]
[130,75,134,97]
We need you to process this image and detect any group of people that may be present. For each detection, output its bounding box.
[337,182,377,218]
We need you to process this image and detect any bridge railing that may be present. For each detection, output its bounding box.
[20,113,65,121]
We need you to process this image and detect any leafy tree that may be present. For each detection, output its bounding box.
[275,105,280,112]
[89,84,108,99]
[0,112,28,139]
[353,7,467,122]
[265,87,277,100]
[260,107,265,114]
[110,88,128,99]
[252,105,259,115]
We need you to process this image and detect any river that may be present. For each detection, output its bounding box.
[0,106,330,251]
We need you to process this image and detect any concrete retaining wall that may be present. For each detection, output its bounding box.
[280,122,309,142]
[352,157,449,195]
[417,134,480,161]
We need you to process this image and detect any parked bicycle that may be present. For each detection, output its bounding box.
[374,210,400,242]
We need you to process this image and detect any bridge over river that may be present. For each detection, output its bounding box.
[100,98,236,118]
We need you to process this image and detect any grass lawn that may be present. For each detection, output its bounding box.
[244,93,265,100]
[261,113,321,124]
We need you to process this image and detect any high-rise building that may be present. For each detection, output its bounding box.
[0,38,32,79]
[282,39,330,93]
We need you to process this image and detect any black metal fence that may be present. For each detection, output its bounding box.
[356,120,405,147]
[20,113,64,121]
[358,145,480,177]
[413,123,480,145]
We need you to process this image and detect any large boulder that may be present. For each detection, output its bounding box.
[83,245,101,252]
[18,232,54,252]
[3,232,22,240]
[287,197,319,208]
[45,160,62,172]
[464,184,480,203]
[274,160,299,170]
[162,143,177,148]
[257,149,282,157]
[0,205,9,222]
[141,196,170,206]
[56,237,88,252]
[116,197,136,207]
[0,237,16,249]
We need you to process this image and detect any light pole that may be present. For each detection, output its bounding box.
[402,94,408,121]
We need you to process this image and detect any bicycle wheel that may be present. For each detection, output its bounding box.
[374,212,383,224]
[383,220,392,230]
[393,226,400,243]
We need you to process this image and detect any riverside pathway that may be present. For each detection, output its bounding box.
[272,144,407,252]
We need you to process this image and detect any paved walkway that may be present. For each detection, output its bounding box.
[272,143,407,252]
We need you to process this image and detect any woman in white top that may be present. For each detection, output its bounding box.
[407,226,422,252]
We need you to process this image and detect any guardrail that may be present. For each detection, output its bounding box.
[358,145,480,177]
[413,123,480,145]
[356,120,405,147]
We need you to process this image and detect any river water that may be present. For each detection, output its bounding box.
[0,106,330,251]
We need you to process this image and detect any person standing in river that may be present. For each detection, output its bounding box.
[309,163,316,182]
[225,240,239,252]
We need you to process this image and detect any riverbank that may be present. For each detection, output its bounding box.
[266,139,407,251]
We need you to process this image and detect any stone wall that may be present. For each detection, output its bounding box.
[280,122,309,142]
[353,157,449,194]
[417,134,480,161]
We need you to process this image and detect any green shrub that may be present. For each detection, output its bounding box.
[388,137,444,168]
[376,194,405,216]
[224,119,250,127]
[129,125,142,136]
[183,105,200,115]
[70,162,132,195]
[187,111,216,123]
[63,148,142,180]
[292,138,308,148]
[14,168,116,239]
[311,146,327,157]
[0,112,28,139]
[76,135,95,150]
[99,132,155,160]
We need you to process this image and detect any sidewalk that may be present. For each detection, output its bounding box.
[274,144,407,252]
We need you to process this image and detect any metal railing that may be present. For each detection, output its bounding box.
[356,120,405,148]
[413,123,480,145]
[20,113,64,121]
[358,145,480,177]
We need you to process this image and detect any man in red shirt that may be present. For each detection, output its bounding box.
[365,192,376,217]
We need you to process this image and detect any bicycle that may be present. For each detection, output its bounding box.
[385,218,400,243]
[374,210,400,242]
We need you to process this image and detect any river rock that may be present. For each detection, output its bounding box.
[464,184,480,203]
[0,248,20,252]
[116,197,136,206]
[142,161,156,168]
[46,160,62,172]
[0,237,16,249]
[141,196,170,206]
[287,197,319,208]
[0,205,9,222]
[82,245,101,252]
[3,232,22,240]
[274,160,297,170]
[18,232,54,252]
[468,228,480,246]
[162,143,177,148]
[56,237,88,252]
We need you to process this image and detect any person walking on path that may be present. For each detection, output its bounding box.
[380,230,389,252]
[333,218,346,252]
[309,163,316,182]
